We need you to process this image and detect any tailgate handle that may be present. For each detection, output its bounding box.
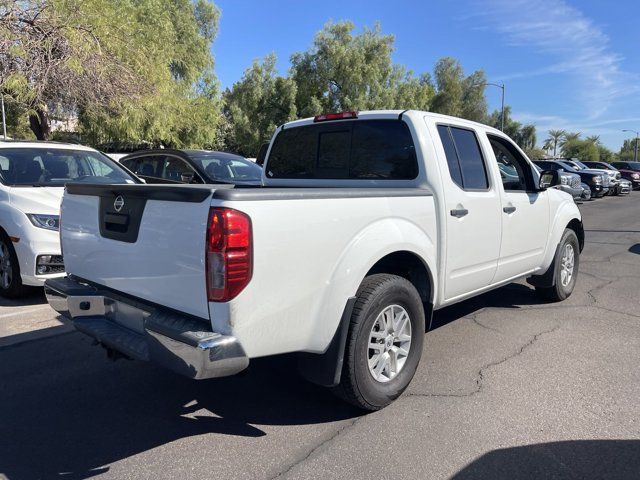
[104,213,129,225]
[104,213,129,232]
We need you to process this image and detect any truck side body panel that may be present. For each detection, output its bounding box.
[212,193,438,358]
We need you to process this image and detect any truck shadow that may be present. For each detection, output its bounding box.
[0,281,545,479]
[451,440,640,480]
[0,288,46,307]
[0,332,360,479]
[431,283,538,330]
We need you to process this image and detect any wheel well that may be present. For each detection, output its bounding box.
[366,251,432,303]
[567,218,584,252]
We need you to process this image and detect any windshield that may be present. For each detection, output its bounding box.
[0,147,136,186]
[573,161,591,169]
[190,153,262,183]
[624,162,640,171]
[558,162,579,172]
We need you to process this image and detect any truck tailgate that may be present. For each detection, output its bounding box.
[60,184,214,320]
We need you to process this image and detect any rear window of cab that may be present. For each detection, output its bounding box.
[266,119,418,180]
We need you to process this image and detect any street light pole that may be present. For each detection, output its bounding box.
[477,82,505,131]
[1,94,6,140]
[622,129,639,162]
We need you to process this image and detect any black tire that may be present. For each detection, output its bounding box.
[0,232,25,299]
[535,229,579,302]
[333,274,425,411]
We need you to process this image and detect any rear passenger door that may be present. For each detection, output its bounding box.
[436,124,502,301]
[487,134,549,282]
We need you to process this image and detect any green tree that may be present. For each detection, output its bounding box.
[561,138,599,162]
[1,0,223,146]
[290,21,434,117]
[524,147,547,160]
[560,132,581,147]
[598,145,615,163]
[619,137,639,161]
[488,105,537,151]
[223,54,297,157]
[543,129,565,157]
[430,57,488,123]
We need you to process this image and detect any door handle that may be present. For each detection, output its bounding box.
[503,206,517,214]
[450,208,469,218]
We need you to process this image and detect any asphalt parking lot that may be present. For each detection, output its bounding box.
[1,193,639,480]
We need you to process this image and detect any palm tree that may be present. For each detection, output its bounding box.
[544,129,565,157]
[561,132,581,144]
[586,135,601,145]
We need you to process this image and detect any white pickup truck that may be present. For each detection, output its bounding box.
[45,110,583,410]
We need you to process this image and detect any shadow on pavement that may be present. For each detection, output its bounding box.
[431,283,540,330]
[0,281,549,479]
[0,288,46,307]
[0,333,361,479]
[451,440,640,480]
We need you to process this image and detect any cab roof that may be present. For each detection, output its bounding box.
[281,109,504,136]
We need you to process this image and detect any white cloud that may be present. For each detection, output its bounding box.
[471,0,639,119]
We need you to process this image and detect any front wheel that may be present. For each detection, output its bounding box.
[535,229,580,302]
[0,234,25,298]
[333,274,425,411]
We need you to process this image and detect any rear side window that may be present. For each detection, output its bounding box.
[266,120,418,180]
[437,125,489,190]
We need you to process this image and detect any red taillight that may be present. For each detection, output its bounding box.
[313,111,358,122]
[206,208,252,302]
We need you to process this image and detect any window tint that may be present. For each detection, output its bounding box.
[437,125,463,187]
[437,125,489,190]
[162,156,195,182]
[450,127,488,189]
[120,158,138,172]
[267,120,418,180]
[489,136,530,191]
[0,148,133,186]
[190,153,262,182]
[131,156,162,177]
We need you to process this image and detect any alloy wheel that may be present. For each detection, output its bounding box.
[560,243,575,287]
[367,304,412,383]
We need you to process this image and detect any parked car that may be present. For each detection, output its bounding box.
[577,160,626,195]
[45,110,583,411]
[579,182,592,201]
[120,149,262,185]
[533,164,581,200]
[588,161,640,190]
[560,159,620,195]
[535,160,608,197]
[0,141,139,297]
[618,178,632,194]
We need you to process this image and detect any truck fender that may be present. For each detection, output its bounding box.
[528,201,583,287]
[298,218,437,386]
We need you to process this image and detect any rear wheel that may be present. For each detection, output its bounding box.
[535,229,579,302]
[333,274,425,411]
[0,233,25,298]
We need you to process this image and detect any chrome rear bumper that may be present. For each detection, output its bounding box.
[45,276,249,379]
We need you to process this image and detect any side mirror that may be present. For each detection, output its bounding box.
[256,143,269,167]
[180,172,195,183]
[539,170,560,190]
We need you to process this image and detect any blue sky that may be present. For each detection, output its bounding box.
[213,0,640,151]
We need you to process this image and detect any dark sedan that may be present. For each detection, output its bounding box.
[119,149,262,185]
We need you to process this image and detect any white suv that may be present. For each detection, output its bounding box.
[0,141,138,297]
